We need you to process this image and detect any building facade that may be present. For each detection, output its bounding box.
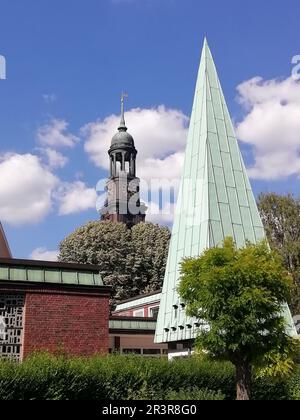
[109,291,167,356]
[109,317,168,356]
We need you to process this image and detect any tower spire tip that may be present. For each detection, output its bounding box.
[119,92,128,131]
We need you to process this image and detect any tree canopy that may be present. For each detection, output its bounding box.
[258,193,300,316]
[58,221,170,307]
[179,238,298,400]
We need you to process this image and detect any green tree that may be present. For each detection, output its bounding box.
[258,193,300,315]
[179,238,298,400]
[58,221,170,307]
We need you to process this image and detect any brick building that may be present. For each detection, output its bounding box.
[0,221,166,360]
[0,258,111,361]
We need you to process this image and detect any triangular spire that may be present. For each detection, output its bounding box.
[155,39,296,344]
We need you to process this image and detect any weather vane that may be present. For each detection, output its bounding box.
[121,91,128,107]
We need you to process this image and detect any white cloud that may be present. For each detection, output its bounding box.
[30,247,59,262]
[236,76,300,180]
[146,201,175,225]
[56,181,97,215]
[37,118,79,148]
[82,106,189,183]
[41,148,69,169]
[43,94,57,104]
[139,152,184,188]
[0,154,58,225]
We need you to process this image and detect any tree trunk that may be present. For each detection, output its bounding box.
[236,362,252,400]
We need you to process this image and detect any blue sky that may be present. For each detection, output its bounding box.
[0,0,300,259]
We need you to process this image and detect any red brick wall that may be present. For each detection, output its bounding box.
[23,292,109,358]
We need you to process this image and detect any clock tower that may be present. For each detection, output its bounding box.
[100,95,147,228]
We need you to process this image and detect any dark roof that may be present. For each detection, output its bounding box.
[111,130,135,148]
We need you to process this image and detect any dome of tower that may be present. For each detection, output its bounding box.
[111,129,135,147]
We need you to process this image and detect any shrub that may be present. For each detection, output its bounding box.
[0,354,297,400]
[286,365,300,400]
[165,388,225,400]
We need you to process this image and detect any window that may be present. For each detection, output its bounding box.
[143,349,161,355]
[122,349,142,355]
[133,309,144,318]
[0,294,24,362]
[149,306,159,319]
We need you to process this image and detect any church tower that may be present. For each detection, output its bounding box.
[100,94,147,228]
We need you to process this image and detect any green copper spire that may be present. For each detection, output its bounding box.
[155,39,296,344]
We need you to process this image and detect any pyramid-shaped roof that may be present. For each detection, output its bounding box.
[155,39,283,343]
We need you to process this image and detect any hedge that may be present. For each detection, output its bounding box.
[0,354,298,400]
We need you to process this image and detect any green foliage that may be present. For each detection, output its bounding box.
[287,365,300,400]
[258,193,300,315]
[131,222,170,293]
[178,238,298,394]
[58,221,170,306]
[0,354,298,400]
[165,388,225,400]
[255,343,300,381]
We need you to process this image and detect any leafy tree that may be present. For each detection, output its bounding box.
[179,238,298,400]
[58,221,170,308]
[258,193,300,315]
[131,222,170,294]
